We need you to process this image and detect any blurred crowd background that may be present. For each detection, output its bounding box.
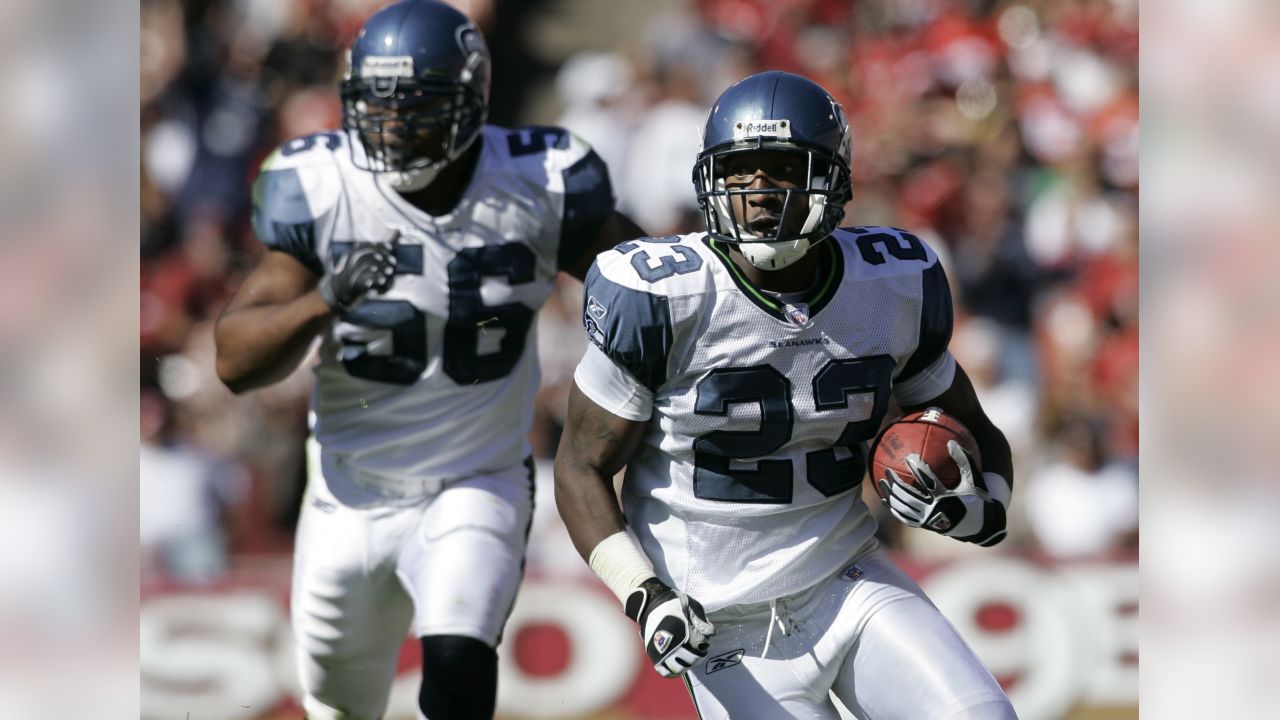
[140,0,1138,588]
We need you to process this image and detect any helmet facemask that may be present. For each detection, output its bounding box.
[341,60,486,191]
[694,139,851,270]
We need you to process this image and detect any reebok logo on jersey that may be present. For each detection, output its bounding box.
[587,296,608,320]
[706,649,745,674]
[311,498,337,514]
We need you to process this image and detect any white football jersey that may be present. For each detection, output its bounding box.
[251,125,614,484]
[578,228,956,611]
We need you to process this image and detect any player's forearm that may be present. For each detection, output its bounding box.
[214,291,333,393]
[554,459,661,605]
[972,420,1014,488]
[553,457,628,562]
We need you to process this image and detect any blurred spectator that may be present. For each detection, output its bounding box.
[950,315,1038,461]
[619,61,706,236]
[1023,414,1137,559]
[555,51,636,184]
[140,389,250,586]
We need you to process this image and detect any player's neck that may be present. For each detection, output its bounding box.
[728,246,822,294]
[395,139,484,217]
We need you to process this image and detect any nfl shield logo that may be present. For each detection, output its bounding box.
[784,302,809,326]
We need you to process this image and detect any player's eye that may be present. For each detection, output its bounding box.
[721,160,757,180]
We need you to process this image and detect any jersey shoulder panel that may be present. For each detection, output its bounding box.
[835,225,943,279]
[590,233,714,298]
[834,226,955,382]
[490,123,599,174]
[488,124,617,272]
[250,131,348,274]
[580,233,713,391]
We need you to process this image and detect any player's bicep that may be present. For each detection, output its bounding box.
[220,250,320,315]
[561,381,647,478]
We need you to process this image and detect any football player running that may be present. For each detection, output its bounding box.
[214,2,644,718]
[555,71,1017,719]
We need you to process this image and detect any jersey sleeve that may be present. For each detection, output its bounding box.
[893,350,957,406]
[551,133,616,273]
[895,254,955,384]
[580,260,673,392]
[249,140,343,275]
[573,342,655,421]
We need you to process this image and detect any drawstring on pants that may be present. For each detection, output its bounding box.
[761,598,788,658]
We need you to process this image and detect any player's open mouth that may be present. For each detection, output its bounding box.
[748,217,780,234]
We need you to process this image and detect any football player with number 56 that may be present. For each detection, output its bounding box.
[214,2,643,718]
[555,71,1018,719]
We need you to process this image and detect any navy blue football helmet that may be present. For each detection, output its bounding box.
[341,0,490,190]
[693,71,852,269]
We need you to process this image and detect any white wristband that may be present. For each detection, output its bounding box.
[983,472,1012,508]
[588,530,655,603]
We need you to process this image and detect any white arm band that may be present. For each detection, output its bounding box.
[588,530,656,603]
[984,472,1012,508]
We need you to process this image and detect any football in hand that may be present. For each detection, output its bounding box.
[870,408,981,501]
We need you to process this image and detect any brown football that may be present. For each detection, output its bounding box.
[870,407,981,501]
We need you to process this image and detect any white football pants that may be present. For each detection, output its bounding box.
[685,550,1016,720]
[291,441,534,720]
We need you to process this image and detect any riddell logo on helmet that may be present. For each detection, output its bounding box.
[362,56,414,78]
[734,119,792,140]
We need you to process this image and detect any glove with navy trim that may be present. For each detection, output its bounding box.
[318,232,399,311]
[879,440,1010,547]
[624,577,715,678]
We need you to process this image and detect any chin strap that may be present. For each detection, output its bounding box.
[383,162,443,192]
[738,238,813,270]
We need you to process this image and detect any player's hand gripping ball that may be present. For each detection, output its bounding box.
[870,407,981,500]
[869,407,1008,545]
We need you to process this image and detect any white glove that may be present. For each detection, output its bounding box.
[624,577,716,677]
[879,440,1010,547]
